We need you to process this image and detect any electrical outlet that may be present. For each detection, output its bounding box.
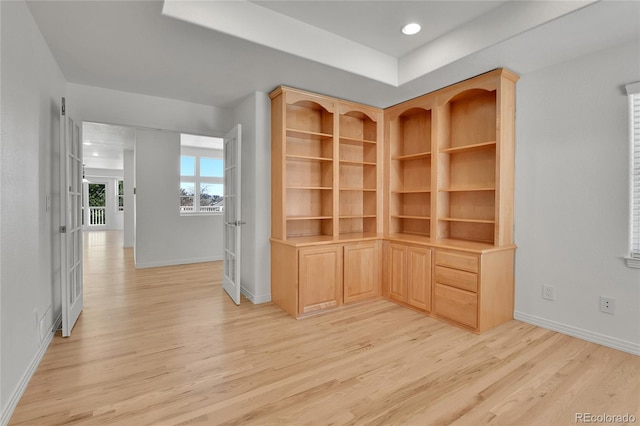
[542,285,555,301]
[600,296,615,314]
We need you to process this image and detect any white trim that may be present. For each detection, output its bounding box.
[627,83,640,262]
[134,255,222,269]
[514,311,640,356]
[625,256,640,269]
[179,212,223,217]
[626,81,640,95]
[1,316,59,426]
[240,287,271,304]
[53,312,62,332]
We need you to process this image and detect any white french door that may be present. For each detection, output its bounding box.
[222,125,242,305]
[59,98,84,337]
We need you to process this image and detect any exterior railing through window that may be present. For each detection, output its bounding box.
[89,207,106,225]
[179,206,224,213]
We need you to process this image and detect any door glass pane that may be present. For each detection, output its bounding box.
[225,169,234,197]
[75,267,82,298]
[67,229,73,267]
[70,272,75,304]
[225,252,235,282]
[226,195,235,221]
[225,138,234,165]
[74,227,79,263]
[71,157,78,193]
[73,123,80,156]
[226,224,235,254]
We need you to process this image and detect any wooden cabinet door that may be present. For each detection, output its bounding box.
[388,243,407,302]
[407,246,432,311]
[344,242,379,303]
[298,246,342,314]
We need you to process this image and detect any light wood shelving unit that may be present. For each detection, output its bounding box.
[271,69,518,331]
[338,104,380,236]
[386,101,433,239]
[270,87,383,317]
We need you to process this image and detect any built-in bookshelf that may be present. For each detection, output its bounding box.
[271,69,519,332]
[387,106,433,238]
[338,107,380,236]
[271,88,383,242]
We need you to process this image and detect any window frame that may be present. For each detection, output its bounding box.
[626,81,640,268]
[117,179,124,212]
[180,146,224,215]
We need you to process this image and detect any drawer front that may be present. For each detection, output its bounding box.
[434,284,478,328]
[435,266,477,293]
[435,250,478,273]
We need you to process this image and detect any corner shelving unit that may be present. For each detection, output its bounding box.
[271,69,519,331]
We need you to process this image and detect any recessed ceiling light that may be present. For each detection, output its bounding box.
[83,140,92,145]
[92,152,99,157]
[402,23,421,36]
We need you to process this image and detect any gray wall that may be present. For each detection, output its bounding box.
[1,0,638,422]
[233,92,272,303]
[514,39,640,353]
[134,128,224,267]
[67,83,232,136]
[0,0,66,419]
[123,150,135,247]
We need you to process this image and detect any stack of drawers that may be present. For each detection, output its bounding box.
[433,250,480,329]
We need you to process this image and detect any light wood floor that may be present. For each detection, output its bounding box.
[10,231,639,425]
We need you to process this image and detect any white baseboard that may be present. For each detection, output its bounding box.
[54,312,62,332]
[135,255,223,269]
[514,311,640,356]
[241,287,271,304]
[1,314,60,426]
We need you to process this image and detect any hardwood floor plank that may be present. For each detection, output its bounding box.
[9,231,639,425]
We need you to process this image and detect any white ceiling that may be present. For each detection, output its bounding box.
[82,122,135,170]
[252,1,506,58]
[25,0,640,169]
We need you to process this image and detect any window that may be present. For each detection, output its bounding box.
[179,134,224,214]
[117,180,124,211]
[626,81,640,268]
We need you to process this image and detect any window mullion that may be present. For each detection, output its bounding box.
[626,83,640,266]
[195,154,201,212]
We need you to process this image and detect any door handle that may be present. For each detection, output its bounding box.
[226,220,246,226]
